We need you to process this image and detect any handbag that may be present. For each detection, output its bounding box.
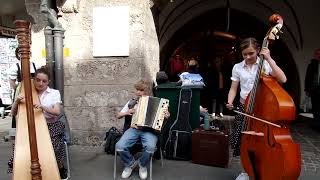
[104,127,122,154]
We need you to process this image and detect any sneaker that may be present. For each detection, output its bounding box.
[219,113,224,117]
[59,168,68,180]
[235,172,249,180]
[212,113,218,120]
[121,161,137,179]
[139,166,148,180]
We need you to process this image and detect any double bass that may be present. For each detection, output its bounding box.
[239,14,301,180]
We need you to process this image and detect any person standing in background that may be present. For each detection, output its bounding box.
[168,54,186,82]
[305,48,320,131]
[7,48,38,90]
[204,57,226,118]
[6,48,38,128]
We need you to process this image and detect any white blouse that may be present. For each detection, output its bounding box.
[231,57,272,100]
[38,87,61,123]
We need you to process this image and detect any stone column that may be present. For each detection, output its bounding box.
[44,28,55,88]
[53,29,65,100]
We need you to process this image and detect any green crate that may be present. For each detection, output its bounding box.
[154,83,202,130]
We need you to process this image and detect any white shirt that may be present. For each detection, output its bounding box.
[231,57,272,100]
[39,87,62,122]
[120,101,130,113]
[120,99,139,113]
[7,61,39,80]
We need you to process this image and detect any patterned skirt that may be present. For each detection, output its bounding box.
[47,120,66,168]
[8,120,66,173]
[229,103,247,157]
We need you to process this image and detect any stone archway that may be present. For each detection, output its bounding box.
[155,0,320,107]
[158,6,300,106]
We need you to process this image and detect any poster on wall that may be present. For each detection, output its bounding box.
[0,38,7,54]
[0,37,18,105]
[92,6,129,57]
[7,38,18,56]
[0,53,8,64]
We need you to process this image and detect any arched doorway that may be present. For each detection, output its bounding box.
[160,8,300,108]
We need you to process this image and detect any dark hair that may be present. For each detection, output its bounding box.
[239,37,260,52]
[156,71,169,84]
[15,48,20,59]
[35,66,50,80]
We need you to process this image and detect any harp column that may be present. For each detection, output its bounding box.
[15,20,42,180]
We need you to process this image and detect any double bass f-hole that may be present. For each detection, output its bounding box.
[264,124,276,148]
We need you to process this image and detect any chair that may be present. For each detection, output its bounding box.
[113,140,164,180]
[0,107,4,118]
[64,140,71,179]
[62,110,71,179]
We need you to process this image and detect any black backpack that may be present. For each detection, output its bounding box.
[104,127,122,154]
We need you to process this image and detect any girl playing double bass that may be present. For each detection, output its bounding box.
[226,37,287,178]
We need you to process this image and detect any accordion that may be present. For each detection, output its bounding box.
[131,96,169,132]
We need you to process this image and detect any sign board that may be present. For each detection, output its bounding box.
[92,6,129,57]
[0,26,17,37]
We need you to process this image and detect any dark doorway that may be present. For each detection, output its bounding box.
[160,8,300,109]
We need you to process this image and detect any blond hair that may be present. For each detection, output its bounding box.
[134,80,150,95]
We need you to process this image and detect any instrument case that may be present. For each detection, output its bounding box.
[191,128,229,168]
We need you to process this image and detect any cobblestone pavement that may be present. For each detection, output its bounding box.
[292,120,320,174]
[223,115,320,176]
[1,115,320,179]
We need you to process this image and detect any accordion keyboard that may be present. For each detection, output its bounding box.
[131,96,169,132]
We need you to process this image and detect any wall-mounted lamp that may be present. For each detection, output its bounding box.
[213,31,236,40]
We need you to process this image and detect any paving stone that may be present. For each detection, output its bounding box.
[1,116,320,176]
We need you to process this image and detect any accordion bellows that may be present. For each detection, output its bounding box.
[131,96,169,132]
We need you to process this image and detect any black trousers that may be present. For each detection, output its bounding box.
[211,89,226,114]
[311,91,320,129]
[11,116,16,128]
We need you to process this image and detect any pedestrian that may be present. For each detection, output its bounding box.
[305,48,320,130]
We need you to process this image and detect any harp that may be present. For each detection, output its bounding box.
[13,82,60,179]
[12,20,60,179]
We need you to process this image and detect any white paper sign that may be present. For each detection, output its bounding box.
[93,6,129,57]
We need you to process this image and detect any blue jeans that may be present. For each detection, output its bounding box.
[116,128,158,167]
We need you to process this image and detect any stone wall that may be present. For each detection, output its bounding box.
[27,0,160,145]
[63,0,159,145]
